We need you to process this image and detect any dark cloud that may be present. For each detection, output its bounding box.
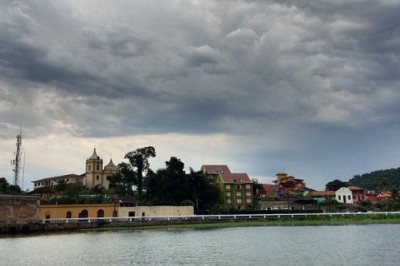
[1,0,400,187]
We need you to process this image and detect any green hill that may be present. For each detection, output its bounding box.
[348,167,400,191]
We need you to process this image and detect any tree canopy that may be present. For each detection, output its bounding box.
[348,167,400,191]
[123,146,156,199]
[144,157,220,211]
[325,179,348,191]
[0,177,22,194]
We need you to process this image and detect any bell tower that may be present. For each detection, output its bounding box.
[85,148,104,188]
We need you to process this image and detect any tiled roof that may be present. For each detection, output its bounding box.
[220,173,251,184]
[32,174,84,183]
[202,165,231,175]
[309,191,335,197]
[348,186,364,191]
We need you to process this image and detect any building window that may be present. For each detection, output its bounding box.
[226,192,231,197]
[338,195,341,200]
[236,192,241,197]
[88,165,91,171]
[225,184,230,190]
[348,195,351,200]
[236,185,241,190]
[227,199,231,204]
[113,210,118,217]
[246,199,252,203]
[97,209,105,218]
[353,195,356,199]
[128,211,136,217]
[246,184,251,190]
[236,199,241,203]
[79,210,89,218]
[66,211,72,219]
[246,192,251,196]
[97,164,100,171]
[96,175,100,181]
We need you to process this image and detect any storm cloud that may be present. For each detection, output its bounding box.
[1,0,400,189]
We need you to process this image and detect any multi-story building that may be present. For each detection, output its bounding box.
[273,172,306,197]
[32,149,117,191]
[201,165,253,209]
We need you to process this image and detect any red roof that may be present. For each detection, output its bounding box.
[348,186,364,191]
[309,191,335,197]
[202,165,231,175]
[220,173,251,184]
[378,191,392,198]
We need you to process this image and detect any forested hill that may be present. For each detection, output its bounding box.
[348,167,400,191]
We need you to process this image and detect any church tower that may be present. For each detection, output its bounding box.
[85,148,104,189]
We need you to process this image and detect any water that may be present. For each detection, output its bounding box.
[1,224,399,265]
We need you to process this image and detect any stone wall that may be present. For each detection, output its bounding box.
[0,195,40,223]
[119,206,194,217]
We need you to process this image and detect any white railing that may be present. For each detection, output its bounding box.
[40,211,400,224]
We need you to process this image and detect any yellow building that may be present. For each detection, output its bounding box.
[39,204,116,219]
[39,204,194,219]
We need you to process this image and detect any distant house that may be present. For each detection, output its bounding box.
[32,149,118,191]
[273,172,306,197]
[377,191,392,201]
[335,187,353,204]
[309,190,335,204]
[32,174,85,190]
[202,165,253,209]
[335,186,367,204]
[366,191,378,203]
[259,184,279,198]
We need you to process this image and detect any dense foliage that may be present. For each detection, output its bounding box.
[348,167,400,191]
[107,148,221,212]
[0,177,22,194]
[325,179,348,191]
[144,157,220,211]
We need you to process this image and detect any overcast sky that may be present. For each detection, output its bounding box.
[1,0,400,191]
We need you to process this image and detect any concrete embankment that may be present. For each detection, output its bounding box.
[2,212,400,235]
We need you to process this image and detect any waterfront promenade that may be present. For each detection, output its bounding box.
[2,211,400,234]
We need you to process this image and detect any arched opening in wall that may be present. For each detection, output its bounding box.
[66,211,72,218]
[142,212,145,217]
[79,209,88,218]
[113,210,118,217]
[97,209,104,217]
[45,211,51,219]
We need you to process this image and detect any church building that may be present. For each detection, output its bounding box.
[32,149,118,191]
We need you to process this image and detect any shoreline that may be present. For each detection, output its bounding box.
[2,214,400,236]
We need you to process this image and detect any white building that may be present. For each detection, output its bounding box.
[335,187,353,204]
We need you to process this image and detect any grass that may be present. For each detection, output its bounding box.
[83,214,400,232]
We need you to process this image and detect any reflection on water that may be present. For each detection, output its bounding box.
[1,224,399,265]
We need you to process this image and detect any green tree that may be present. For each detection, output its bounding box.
[325,179,348,191]
[187,168,220,212]
[107,162,136,196]
[124,146,156,199]
[55,179,67,192]
[0,177,21,194]
[144,157,220,211]
[0,177,10,193]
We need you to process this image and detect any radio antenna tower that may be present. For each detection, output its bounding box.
[11,131,22,186]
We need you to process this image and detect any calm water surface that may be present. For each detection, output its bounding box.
[1,224,399,265]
